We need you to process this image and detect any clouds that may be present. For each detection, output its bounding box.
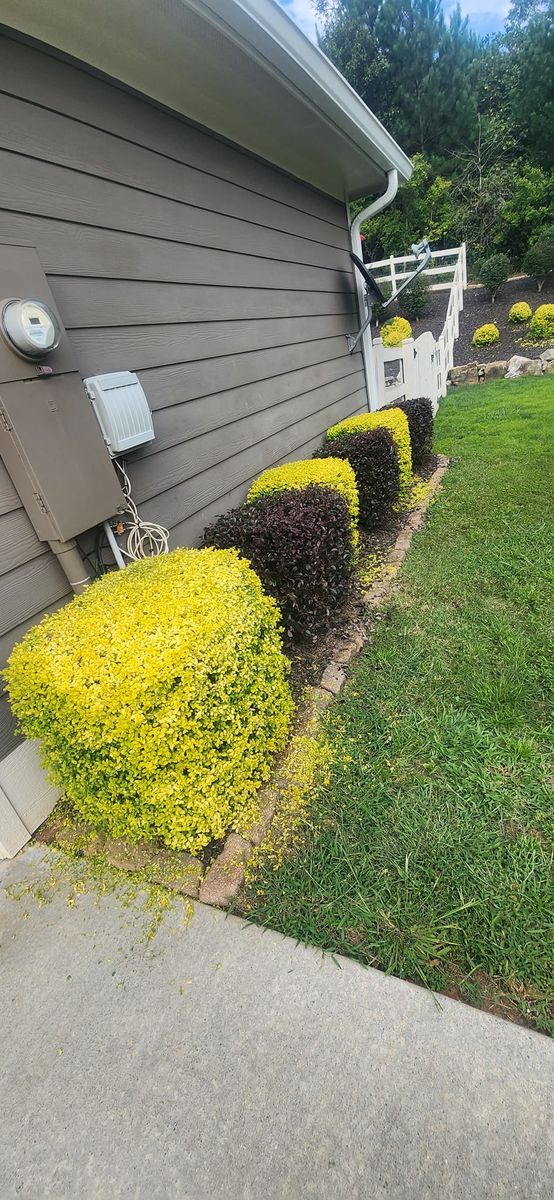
[442,1,511,37]
[278,0,513,41]
[278,0,318,42]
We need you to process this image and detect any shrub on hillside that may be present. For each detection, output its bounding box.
[528,303,554,342]
[204,486,354,639]
[472,323,500,346]
[399,274,431,321]
[479,254,510,301]
[324,408,412,500]
[381,316,413,346]
[386,397,434,467]
[523,232,554,293]
[4,549,293,853]
[247,458,359,543]
[314,428,400,529]
[508,301,532,323]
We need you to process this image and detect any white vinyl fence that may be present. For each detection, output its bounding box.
[368,244,467,413]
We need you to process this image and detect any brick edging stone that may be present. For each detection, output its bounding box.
[198,454,451,908]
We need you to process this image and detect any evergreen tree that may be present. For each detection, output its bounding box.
[316,0,479,158]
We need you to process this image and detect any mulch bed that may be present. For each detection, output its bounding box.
[371,274,554,366]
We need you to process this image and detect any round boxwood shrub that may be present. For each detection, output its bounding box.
[381,316,412,347]
[472,323,500,347]
[204,486,354,639]
[247,458,359,544]
[4,549,293,853]
[508,301,532,323]
[314,428,399,529]
[324,408,412,501]
[529,303,554,342]
[386,396,434,467]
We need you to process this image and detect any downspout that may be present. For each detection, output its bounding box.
[349,168,399,411]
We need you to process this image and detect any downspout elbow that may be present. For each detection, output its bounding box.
[350,168,399,250]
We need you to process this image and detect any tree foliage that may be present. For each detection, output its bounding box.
[316,0,554,267]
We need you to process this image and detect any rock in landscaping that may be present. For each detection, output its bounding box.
[241,788,279,847]
[540,349,554,363]
[328,628,366,665]
[478,360,508,381]
[505,355,542,378]
[320,662,346,695]
[199,833,251,906]
[449,362,479,386]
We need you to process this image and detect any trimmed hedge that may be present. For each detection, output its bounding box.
[386,396,434,467]
[315,428,400,529]
[472,323,500,346]
[4,549,293,853]
[381,316,412,347]
[247,458,359,544]
[324,408,412,500]
[204,486,354,639]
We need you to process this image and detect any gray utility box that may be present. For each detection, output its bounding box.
[0,243,124,542]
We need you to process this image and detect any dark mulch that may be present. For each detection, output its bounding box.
[372,274,554,366]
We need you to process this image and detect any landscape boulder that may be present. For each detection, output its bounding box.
[478,360,508,382]
[449,362,479,386]
[505,355,542,379]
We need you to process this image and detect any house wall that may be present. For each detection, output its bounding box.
[0,33,366,759]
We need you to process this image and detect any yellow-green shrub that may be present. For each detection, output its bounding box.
[247,458,359,544]
[508,301,532,323]
[472,323,500,346]
[324,408,412,500]
[4,549,293,854]
[529,303,554,341]
[381,316,412,347]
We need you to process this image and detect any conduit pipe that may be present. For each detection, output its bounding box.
[49,538,91,595]
[349,168,399,411]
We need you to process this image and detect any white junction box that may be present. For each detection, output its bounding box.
[84,371,155,456]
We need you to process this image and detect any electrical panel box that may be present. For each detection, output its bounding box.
[84,372,155,457]
[0,243,125,543]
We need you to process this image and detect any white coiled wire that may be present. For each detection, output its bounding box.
[114,458,170,560]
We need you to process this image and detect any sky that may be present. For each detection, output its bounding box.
[278,0,511,42]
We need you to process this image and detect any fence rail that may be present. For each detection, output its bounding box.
[369,243,466,413]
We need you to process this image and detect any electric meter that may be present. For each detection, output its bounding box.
[1,297,61,360]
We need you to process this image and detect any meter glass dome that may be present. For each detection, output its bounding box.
[1,297,61,360]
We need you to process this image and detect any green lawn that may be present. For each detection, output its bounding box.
[243,378,554,1033]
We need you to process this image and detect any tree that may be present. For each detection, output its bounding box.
[506,0,554,167]
[451,114,514,261]
[523,230,554,290]
[316,1,480,159]
[479,253,511,301]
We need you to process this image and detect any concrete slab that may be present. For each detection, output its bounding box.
[1,846,552,1199]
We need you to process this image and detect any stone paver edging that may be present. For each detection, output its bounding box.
[198,453,451,907]
[36,456,450,908]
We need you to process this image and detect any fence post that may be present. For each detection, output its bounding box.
[389,254,397,297]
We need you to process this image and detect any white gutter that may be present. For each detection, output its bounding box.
[350,169,399,411]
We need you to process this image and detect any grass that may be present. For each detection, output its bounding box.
[242,378,554,1034]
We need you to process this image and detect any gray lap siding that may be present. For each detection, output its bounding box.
[0,32,365,756]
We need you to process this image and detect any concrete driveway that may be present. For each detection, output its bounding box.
[1,846,552,1199]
